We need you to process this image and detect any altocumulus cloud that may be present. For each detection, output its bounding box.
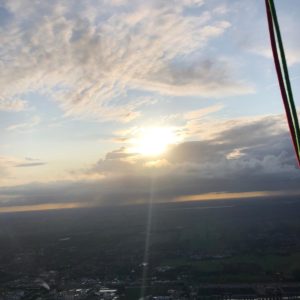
[1,114,299,208]
[0,0,252,122]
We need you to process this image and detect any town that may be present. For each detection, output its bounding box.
[1,198,300,299]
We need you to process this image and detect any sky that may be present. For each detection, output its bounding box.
[0,0,300,212]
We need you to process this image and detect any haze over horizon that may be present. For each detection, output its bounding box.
[1,0,300,212]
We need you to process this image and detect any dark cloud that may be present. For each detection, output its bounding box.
[15,162,46,168]
[105,148,136,160]
[0,114,299,208]
[147,57,251,97]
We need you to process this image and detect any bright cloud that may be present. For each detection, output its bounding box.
[6,116,41,132]
[0,99,28,112]
[0,0,252,121]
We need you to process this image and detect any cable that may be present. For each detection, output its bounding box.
[265,0,300,166]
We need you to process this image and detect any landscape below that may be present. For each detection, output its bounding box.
[1,197,300,299]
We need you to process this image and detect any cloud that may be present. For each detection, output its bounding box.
[0,156,46,168]
[6,116,41,132]
[184,103,224,120]
[0,0,252,122]
[183,114,287,141]
[16,162,46,168]
[0,156,22,170]
[1,113,299,208]
[110,103,225,146]
[0,156,46,186]
[139,57,253,97]
[14,157,46,168]
[250,46,300,67]
[0,98,28,112]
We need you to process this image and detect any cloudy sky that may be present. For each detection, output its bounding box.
[1,0,300,212]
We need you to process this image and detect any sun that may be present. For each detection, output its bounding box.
[130,127,179,156]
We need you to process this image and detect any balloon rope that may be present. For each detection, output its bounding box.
[265,0,300,166]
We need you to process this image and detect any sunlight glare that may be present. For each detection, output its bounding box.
[131,127,179,156]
